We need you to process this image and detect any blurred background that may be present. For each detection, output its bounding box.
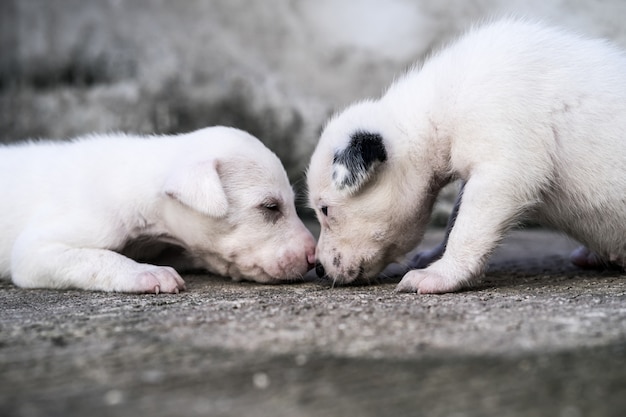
[1,0,625,212]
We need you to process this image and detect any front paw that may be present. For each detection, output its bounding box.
[396,268,465,294]
[134,266,186,294]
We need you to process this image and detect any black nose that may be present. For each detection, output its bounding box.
[315,262,326,278]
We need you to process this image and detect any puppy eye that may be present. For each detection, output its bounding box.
[263,202,280,212]
[321,206,328,216]
[260,200,283,224]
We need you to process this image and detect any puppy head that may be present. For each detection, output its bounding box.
[162,127,315,283]
[307,101,437,284]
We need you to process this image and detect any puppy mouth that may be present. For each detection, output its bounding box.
[318,263,368,286]
[347,266,368,284]
[196,250,310,283]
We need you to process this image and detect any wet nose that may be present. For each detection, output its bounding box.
[315,262,326,278]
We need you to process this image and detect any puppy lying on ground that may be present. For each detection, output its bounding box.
[307,19,626,294]
[0,126,316,293]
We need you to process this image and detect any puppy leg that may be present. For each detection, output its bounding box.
[408,183,463,269]
[397,173,527,294]
[12,233,186,293]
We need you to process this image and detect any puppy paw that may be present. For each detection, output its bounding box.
[396,269,464,294]
[396,269,426,292]
[135,266,186,294]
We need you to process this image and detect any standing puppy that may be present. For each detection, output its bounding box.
[1,126,316,293]
[307,19,626,294]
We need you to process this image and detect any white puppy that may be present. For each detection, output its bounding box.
[307,19,626,294]
[1,126,316,293]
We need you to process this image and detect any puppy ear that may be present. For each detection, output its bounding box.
[332,131,387,193]
[163,160,229,217]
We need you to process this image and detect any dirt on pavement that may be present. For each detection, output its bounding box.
[1,229,625,417]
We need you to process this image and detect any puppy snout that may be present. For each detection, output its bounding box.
[315,262,326,278]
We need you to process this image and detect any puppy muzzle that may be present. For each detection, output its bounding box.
[314,260,367,284]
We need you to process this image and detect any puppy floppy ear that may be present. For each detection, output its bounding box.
[332,131,388,194]
[163,160,229,217]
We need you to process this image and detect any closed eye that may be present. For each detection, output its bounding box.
[264,202,280,212]
[259,199,283,224]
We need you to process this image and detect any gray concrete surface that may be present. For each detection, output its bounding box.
[1,229,625,417]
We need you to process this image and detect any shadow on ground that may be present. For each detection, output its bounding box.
[1,229,625,417]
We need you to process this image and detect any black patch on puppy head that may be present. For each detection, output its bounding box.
[332,131,387,192]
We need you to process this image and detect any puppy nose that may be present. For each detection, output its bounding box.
[315,262,326,278]
[306,251,316,269]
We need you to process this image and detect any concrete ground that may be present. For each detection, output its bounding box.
[1,228,625,417]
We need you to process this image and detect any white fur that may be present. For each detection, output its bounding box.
[307,19,626,293]
[1,126,315,293]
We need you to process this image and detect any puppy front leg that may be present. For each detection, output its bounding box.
[11,237,186,293]
[397,173,526,294]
